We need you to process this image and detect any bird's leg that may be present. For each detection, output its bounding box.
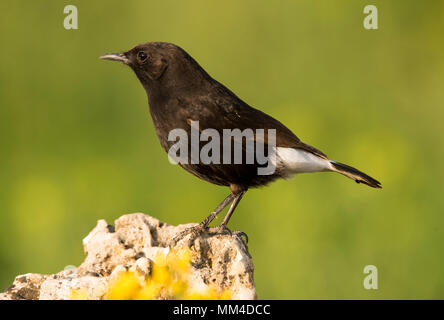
[220,191,245,228]
[170,193,234,246]
[209,191,248,242]
[200,193,235,228]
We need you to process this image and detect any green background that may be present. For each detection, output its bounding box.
[1,0,443,299]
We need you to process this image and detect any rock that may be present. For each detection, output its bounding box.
[0,213,256,300]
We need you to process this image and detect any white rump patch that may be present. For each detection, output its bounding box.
[275,147,332,176]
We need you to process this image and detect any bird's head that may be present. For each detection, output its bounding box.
[100,42,210,95]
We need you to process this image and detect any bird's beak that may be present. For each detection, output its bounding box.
[99,52,129,64]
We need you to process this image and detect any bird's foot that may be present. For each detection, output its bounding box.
[208,225,249,244]
[208,225,232,236]
[169,223,206,247]
[170,224,249,247]
[233,230,249,244]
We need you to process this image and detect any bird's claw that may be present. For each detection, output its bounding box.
[209,226,248,244]
[170,224,249,247]
[208,225,232,235]
[169,224,206,247]
[233,230,249,244]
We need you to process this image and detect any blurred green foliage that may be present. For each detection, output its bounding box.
[1,0,443,299]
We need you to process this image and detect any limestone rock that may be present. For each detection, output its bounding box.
[0,213,256,300]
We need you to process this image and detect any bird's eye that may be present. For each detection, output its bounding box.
[137,51,148,62]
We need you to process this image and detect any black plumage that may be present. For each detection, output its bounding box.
[101,42,381,243]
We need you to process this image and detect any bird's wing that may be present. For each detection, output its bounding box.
[180,87,328,159]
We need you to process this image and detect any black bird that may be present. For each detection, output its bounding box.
[100,42,381,242]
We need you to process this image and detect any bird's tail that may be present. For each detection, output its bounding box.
[329,161,381,188]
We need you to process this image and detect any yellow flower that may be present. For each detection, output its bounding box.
[168,248,192,274]
[171,279,188,297]
[106,271,141,300]
[102,248,232,300]
[219,289,232,300]
[151,264,172,286]
[134,281,159,300]
[183,286,231,300]
[70,289,88,300]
